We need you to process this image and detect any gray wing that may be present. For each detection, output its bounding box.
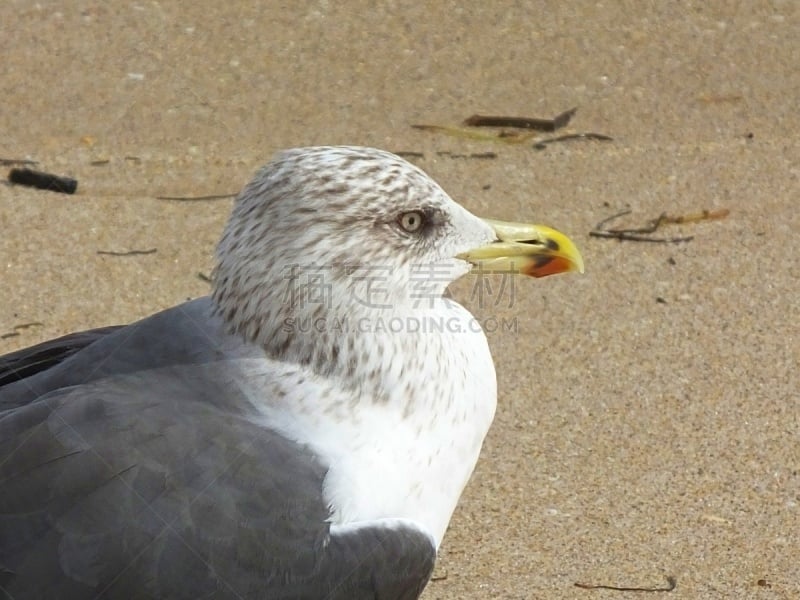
[0,300,435,600]
[0,326,121,389]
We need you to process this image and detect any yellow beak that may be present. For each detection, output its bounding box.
[457,219,584,278]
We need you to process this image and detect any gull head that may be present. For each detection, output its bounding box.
[212,146,583,361]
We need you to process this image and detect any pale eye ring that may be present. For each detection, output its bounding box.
[399,210,425,233]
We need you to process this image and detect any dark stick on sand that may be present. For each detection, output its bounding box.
[463,107,578,132]
[8,168,78,194]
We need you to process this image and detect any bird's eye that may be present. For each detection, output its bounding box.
[398,210,425,233]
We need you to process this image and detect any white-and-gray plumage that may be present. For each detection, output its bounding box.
[0,147,582,599]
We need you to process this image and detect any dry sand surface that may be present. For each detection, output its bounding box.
[1,2,798,598]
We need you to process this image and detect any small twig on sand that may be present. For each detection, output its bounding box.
[156,193,236,201]
[0,322,44,340]
[0,158,38,166]
[590,208,729,243]
[575,575,677,592]
[436,151,497,159]
[97,248,158,257]
[533,132,613,149]
[414,108,611,147]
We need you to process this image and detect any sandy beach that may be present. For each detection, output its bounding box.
[1,2,798,598]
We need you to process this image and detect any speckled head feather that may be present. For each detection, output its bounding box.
[212,146,495,374]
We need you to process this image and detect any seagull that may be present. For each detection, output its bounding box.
[0,146,583,599]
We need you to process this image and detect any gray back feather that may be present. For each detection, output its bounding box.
[0,299,435,599]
